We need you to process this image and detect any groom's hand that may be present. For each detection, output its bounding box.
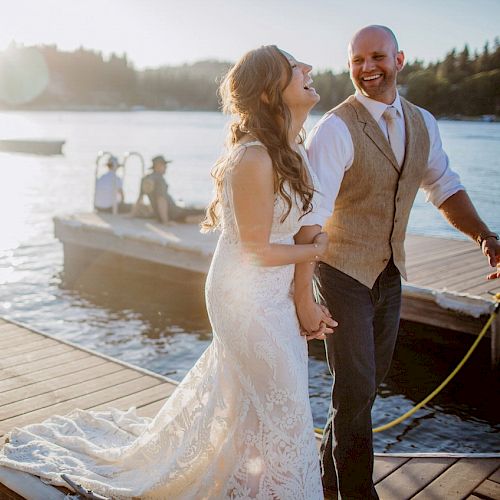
[483,238,500,280]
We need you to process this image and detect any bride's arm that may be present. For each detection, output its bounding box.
[231,146,326,267]
[294,225,337,339]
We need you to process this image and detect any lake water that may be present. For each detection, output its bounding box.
[0,111,498,453]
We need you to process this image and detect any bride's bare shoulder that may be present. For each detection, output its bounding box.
[233,142,271,172]
[229,143,273,190]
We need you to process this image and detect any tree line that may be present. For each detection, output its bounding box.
[0,40,499,116]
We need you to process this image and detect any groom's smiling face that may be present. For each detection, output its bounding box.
[348,26,405,104]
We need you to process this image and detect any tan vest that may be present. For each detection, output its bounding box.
[322,95,430,288]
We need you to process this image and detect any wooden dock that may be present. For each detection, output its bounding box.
[54,213,500,366]
[0,318,499,499]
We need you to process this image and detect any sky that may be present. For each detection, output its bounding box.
[1,0,499,72]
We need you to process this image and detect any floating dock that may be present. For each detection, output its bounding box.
[54,213,500,367]
[0,318,499,499]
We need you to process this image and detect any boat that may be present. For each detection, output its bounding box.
[0,138,65,155]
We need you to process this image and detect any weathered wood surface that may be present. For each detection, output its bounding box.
[0,318,178,438]
[1,318,499,499]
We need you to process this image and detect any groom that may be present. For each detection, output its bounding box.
[296,25,500,499]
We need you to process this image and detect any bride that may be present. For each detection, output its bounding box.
[0,45,335,499]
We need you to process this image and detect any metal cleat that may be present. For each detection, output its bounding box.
[60,473,110,500]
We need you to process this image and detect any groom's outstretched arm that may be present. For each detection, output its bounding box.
[439,190,499,279]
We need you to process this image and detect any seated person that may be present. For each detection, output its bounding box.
[94,156,131,213]
[132,155,205,223]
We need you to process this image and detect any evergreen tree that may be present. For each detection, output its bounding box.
[457,44,472,78]
[437,48,457,83]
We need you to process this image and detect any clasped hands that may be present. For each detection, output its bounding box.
[297,298,337,341]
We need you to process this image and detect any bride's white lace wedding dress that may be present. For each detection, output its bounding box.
[0,141,323,499]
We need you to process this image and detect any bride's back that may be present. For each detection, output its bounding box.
[219,141,305,246]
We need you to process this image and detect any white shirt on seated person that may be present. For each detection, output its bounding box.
[94,170,123,210]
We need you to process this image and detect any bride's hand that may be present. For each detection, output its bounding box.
[313,232,329,259]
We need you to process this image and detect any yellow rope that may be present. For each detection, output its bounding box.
[315,293,500,435]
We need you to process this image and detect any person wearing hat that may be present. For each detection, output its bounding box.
[132,155,205,223]
[94,155,129,213]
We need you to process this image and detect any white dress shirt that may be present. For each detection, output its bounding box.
[94,170,123,209]
[303,91,464,227]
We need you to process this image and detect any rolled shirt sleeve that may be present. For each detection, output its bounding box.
[302,114,354,227]
[418,107,465,207]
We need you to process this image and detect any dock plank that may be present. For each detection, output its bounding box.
[0,375,161,436]
[375,457,456,499]
[0,326,37,339]
[0,338,59,359]
[1,360,125,406]
[0,354,105,393]
[457,279,500,297]
[0,344,73,370]
[473,478,500,499]
[0,319,176,440]
[412,260,492,289]
[0,330,53,346]
[0,350,91,382]
[0,328,38,343]
[405,247,477,270]
[404,235,467,252]
[0,324,24,334]
[0,367,140,421]
[406,253,486,280]
[413,458,500,500]
[489,467,500,484]
[373,456,409,484]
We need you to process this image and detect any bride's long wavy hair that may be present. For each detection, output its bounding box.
[201,45,314,232]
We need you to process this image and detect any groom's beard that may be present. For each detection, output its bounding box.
[352,69,397,101]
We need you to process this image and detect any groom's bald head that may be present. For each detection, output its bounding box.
[349,25,399,56]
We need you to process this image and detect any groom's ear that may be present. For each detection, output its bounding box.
[396,50,405,72]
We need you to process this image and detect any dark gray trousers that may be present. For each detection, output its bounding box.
[316,260,402,499]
